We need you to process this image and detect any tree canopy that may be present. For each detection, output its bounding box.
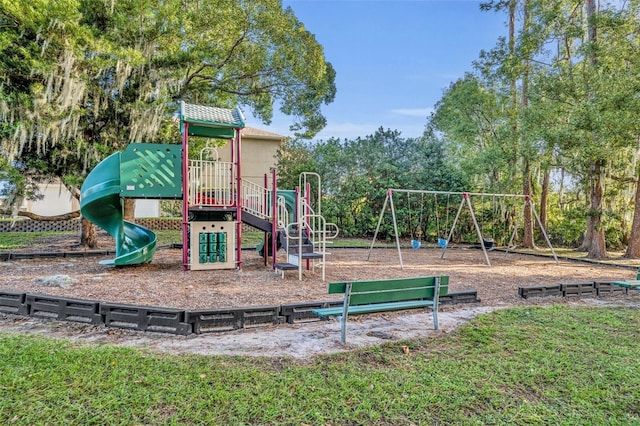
[0,0,336,203]
[277,129,468,238]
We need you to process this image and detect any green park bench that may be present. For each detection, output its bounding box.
[612,268,640,290]
[312,275,449,344]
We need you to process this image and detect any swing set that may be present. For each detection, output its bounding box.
[367,188,558,268]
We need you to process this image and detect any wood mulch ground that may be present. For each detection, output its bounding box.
[1,233,638,310]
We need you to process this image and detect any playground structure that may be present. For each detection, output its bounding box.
[80,102,337,279]
[368,188,558,268]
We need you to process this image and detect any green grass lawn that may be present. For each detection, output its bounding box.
[0,231,70,251]
[1,305,638,425]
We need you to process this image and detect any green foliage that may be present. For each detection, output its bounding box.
[546,203,586,247]
[0,0,336,210]
[424,1,640,254]
[431,74,518,195]
[278,129,469,238]
[1,306,638,424]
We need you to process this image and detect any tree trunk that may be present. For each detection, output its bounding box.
[80,217,98,248]
[0,209,80,221]
[625,175,640,258]
[579,219,591,251]
[586,160,608,259]
[581,0,604,258]
[508,0,518,172]
[124,199,135,222]
[521,0,534,249]
[540,168,550,231]
[522,160,536,248]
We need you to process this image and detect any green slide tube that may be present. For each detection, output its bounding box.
[80,152,157,266]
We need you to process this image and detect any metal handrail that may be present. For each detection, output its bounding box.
[241,180,270,219]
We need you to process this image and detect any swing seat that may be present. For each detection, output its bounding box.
[483,238,495,251]
[437,238,448,248]
[411,240,421,249]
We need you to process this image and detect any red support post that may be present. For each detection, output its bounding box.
[271,168,278,269]
[181,123,189,271]
[235,129,242,268]
[263,173,268,267]
[305,181,311,270]
[295,186,299,227]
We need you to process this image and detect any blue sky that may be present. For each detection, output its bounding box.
[247,0,509,141]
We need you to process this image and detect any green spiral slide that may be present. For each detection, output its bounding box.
[80,151,157,266]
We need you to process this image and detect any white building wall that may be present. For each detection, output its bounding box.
[134,199,161,218]
[25,184,78,216]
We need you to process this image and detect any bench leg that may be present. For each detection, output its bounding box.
[432,307,439,330]
[433,277,440,330]
[340,315,347,344]
[340,282,352,344]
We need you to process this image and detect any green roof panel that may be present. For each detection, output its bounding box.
[180,102,245,139]
[186,125,236,139]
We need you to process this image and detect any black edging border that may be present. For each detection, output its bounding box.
[518,281,629,299]
[0,289,481,336]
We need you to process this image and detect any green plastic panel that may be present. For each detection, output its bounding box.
[80,151,157,266]
[196,231,231,264]
[180,102,244,139]
[186,125,236,139]
[120,143,182,198]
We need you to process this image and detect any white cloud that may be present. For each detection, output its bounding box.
[390,108,434,117]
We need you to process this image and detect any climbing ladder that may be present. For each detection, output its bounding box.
[273,173,339,280]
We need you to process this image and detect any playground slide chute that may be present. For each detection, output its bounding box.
[80,152,157,266]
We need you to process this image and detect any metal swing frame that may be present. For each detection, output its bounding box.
[367,188,558,268]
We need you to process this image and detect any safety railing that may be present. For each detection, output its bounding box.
[298,198,338,247]
[188,159,235,207]
[240,180,271,219]
[276,195,290,229]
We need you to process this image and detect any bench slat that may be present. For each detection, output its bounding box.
[328,276,448,294]
[312,299,435,317]
[612,280,640,289]
[349,287,434,306]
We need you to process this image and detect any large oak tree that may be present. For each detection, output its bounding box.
[0,0,336,246]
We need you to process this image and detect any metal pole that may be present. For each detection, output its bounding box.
[305,181,311,271]
[235,129,242,269]
[181,121,189,271]
[389,190,404,270]
[263,173,268,267]
[528,196,559,264]
[388,188,526,198]
[440,195,466,259]
[367,189,389,261]
[272,169,278,269]
[467,194,491,267]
